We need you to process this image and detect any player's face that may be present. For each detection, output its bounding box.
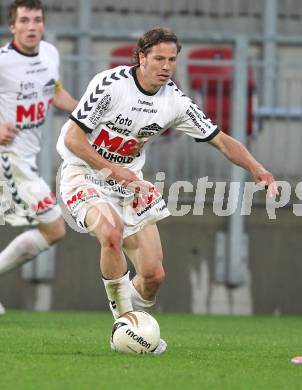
[138,42,178,93]
[10,7,44,54]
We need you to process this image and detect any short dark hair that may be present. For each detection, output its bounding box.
[133,27,182,66]
[8,0,45,26]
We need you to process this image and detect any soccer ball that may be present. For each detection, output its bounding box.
[111,310,160,354]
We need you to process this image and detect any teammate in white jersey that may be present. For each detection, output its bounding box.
[0,0,77,313]
[57,27,277,353]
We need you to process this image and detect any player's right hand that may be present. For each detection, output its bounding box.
[111,166,154,194]
[0,123,19,145]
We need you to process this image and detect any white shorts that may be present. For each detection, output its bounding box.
[0,153,61,226]
[58,163,170,238]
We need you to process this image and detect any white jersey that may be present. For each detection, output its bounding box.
[57,65,219,172]
[0,41,59,165]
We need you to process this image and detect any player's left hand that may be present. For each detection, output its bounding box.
[0,123,19,145]
[251,166,279,197]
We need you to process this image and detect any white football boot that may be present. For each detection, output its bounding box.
[0,301,6,315]
[151,338,167,355]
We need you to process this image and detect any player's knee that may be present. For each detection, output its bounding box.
[152,266,165,287]
[101,228,123,253]
[144,265,165,289]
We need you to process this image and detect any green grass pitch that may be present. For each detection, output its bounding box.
[0,311,302,389]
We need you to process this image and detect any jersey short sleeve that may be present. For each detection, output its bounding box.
[50,43,59,78]
[172,91,220,142]
[70,71,113,134]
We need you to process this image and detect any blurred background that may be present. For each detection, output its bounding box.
[0,0,302,315]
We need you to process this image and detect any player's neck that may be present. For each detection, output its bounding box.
[11,40,39,56]
[135,67,160,95]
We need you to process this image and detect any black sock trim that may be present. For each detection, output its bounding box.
[101,270,128,280]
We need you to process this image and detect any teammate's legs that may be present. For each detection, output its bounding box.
[0,216,65,275]
[38,216,66,244]
[123,223,165,309]
[85,203,133,318]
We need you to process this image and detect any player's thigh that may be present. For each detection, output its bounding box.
[123,224,163,275]
[85,202,124,245]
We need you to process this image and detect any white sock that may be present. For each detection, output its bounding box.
[129,280,156,311]
[0,229,49,274]
[102,271,133,319]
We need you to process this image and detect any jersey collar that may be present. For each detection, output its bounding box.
[130,66,159,96]
[9,41,39,57]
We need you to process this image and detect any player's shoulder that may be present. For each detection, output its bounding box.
[164,79,184,95]
[94,65,132,81]
[163,79,189,104]
[0,42,13,59]
[39,40,59,57]
[91,65,132,93]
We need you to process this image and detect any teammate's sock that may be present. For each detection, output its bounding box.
[102,271,133,319]
[129,279,156,311]
[0,229,49,274]
[0,301,6,315]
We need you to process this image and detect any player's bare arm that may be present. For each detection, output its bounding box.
[209,131,278,195]
[0,123,19,145]
[64,121,152,193]
[53,85,78,113]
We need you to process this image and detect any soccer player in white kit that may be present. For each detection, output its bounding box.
[57,28,277,353]
[0,0,78,314]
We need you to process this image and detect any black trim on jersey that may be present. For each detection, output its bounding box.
[75,68,129,122]
[194,128,220,142]
[69,114,93,134]
[130,66,158,96]
[9,41,39,57]
[0,154,35,224]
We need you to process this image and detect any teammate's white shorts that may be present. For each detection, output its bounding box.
[0,153,61,226]
[58,162,170,238]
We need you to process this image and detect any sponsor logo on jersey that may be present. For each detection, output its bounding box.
[17,81,38,100]
[26,67,48,75]
[132,106,158,114]
[114,114,132,126]
[137,123,162,138]
[186,104,214,131]
[92,129,146,164]
[30,61,42,66]
[16,98,53,130]
[89,94,111,126]
[137,99,154,106]
[43,79,56,96]
[106,121,131,136]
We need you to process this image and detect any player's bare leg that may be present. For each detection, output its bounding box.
[123,223,165,304]
[85,203,133,318]
[38,216,66,245]
[123,223,167,354]
[0,216,65,275]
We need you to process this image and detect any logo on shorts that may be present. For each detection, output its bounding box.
[31,192,57,215]
[66,188,99,212]
[132,187,162,216]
